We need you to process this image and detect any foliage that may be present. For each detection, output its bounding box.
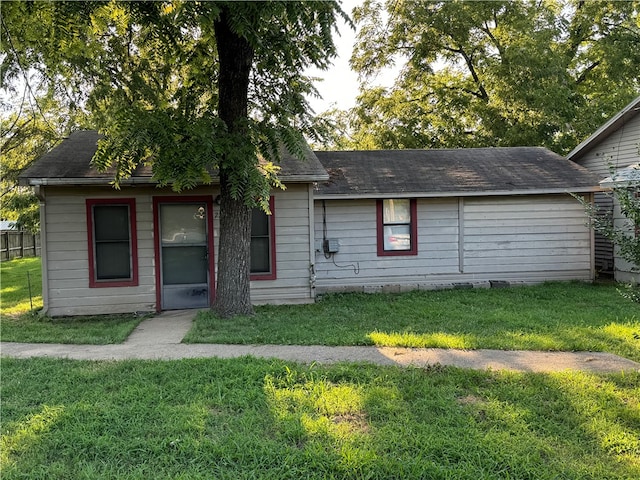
[577,161,640,302]
[326,0,640,152]
[582,186,640,269]
[187,282,640,361]
[0,96,89,232]
[2,1,348,316]
[2,357,639,478]
[2,1,345,202]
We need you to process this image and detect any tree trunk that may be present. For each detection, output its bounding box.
[215,174,253,317]
[213,6,255,317]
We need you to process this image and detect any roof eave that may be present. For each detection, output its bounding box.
[20,173,329,188]
[567,96,640,161]
[314,186,601,200]
[20,177,157,187]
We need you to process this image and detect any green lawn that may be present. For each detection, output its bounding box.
[1,257,144,344]
[1,257,42,315]
[3,257,639,360]
[2,264,639,478]
[1,357,638,479]
[187,282,640,361]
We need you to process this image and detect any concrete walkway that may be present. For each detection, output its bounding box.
[2,310,639,374]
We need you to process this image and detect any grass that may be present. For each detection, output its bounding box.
[1,312,146,344]
[1,257,42,315]
[187,282,640,361]
[1,357,639,479]
[2,257,638,359]
[1,257,144,344]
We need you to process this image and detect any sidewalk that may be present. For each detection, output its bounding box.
[2,310,639,374]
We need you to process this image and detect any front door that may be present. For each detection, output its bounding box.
[155,198,214,310]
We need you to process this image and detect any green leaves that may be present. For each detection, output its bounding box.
[3,1,347,209]
[339,0,640,153]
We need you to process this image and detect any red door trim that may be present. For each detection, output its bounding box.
[152,196,215,312]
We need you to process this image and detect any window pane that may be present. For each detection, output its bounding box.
[94,205,129,241]
[160,204,207,244]
[162,246,208,284]
[251,209,269,236]
[96,242,131,279]
[384,224,411,251]
[383,199,410,224]
[251,238,270,273]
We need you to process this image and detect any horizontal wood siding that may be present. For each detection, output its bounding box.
[43,184,314,315]
[252,185,313,302]
[314,198,460,287]
[462,196,591,277]
[212,184,314,304]
[43,188,157,316]
[592,193,615,275]
[572,110,639,281]
[315,195,592,293]
[575,112,640,178]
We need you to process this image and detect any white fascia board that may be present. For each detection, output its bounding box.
[24,174,328,187]
[279,174,329,183]
[23,177,157,186]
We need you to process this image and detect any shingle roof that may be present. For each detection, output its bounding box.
[21,131,600,196]
[20,130,329,186]
[314,147,600,197]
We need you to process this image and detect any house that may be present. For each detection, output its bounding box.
[567,96,640,283]
[20,130,328,316]
[21,131,600,316]
[313,148,599,293]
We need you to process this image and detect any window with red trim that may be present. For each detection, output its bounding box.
[250,197,276,280]
[376,199,418,256]
[86,198,138,288]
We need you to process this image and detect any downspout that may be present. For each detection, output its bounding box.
[588,192,596,281]
[458,197,465,273]
[308,183,317,300]
[34,186,49,315]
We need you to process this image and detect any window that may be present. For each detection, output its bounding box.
[250,197,276,280]
[376,199,417,256]
[86,198,138,287]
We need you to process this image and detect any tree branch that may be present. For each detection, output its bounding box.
[575,61,601,84]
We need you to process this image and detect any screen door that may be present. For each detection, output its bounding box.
[159,203,210,309]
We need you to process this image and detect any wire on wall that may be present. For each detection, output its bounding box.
[322,200,359,275]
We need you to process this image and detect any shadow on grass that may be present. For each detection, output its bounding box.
[3,358,638,479]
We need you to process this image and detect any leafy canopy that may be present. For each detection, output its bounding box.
[331,0,640,153]
[2,1,347,209]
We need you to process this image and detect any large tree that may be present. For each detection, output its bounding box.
[332,0,640,152]
[1,1,346,317]
[1,94,89,232]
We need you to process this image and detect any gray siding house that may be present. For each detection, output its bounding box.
[22,131,599,316]
[313,149,599,293]
[21,131,327,316]
[567,96,640,283]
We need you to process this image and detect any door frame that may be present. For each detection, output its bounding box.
[152,195,216,312]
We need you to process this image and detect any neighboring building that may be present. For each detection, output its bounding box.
[21,131,600,316]
[568,96,640,283]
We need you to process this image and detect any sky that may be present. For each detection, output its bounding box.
[305,0,364,114]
